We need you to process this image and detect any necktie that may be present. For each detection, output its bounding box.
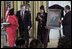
[22,11,23,20]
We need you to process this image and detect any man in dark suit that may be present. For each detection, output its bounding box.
[16,5,31,48]
[58,5,71,48]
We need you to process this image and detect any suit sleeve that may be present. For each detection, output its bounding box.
[62,12,71,26]
[28,12,32,28]
[45,13,47,26]
[16,11,21,25]
[36,13,40,21]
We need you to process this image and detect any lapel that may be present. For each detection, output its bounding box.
[19,10,22,19]
[23,11,26,20]
[20,10,26,21]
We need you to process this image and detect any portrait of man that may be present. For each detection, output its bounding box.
[46,9,61,28]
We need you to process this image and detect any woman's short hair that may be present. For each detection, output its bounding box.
[40,5,44,10]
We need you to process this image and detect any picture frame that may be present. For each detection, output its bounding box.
[46,9,61,29]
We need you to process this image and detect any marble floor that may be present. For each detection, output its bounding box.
[1,37,59,48]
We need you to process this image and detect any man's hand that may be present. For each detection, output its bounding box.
[58,19,62,23]
[28,26,30,30]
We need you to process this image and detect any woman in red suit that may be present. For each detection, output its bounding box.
[6,8,18,47]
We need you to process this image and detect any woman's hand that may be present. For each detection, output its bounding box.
[16,25,19,30]
[7,23,11,27]
[38,16,42,20]
[16,27,18,30]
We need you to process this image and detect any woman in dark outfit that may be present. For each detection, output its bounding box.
[36,5,50,48]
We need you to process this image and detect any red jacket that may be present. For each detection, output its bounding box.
[6,15,18,33]
[6,15,18,47]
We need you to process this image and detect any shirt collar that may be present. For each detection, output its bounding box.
[66,10,70,14]
[20,10,25,16]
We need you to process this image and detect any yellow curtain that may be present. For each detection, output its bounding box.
[1,1,4,21]
[1,1,48,39]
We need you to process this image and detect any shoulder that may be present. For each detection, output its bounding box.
[10,15,17,19]
[25,11,30,14]
[67,11,71,14]
[65,11,71,16]
[45,12,47,15]
[13,15,17,18]
[37,12,41,16]
[25,11,31,16]
[17,10,21,13]
[69,11,71,14]
[8,15,14,20]
[37,12,40,14]
[44,12,47,16]
[25,10,28,12]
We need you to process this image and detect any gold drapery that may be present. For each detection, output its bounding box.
[1,1,48,39]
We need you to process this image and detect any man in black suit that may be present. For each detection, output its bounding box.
[16,5,31,48]
[58,5,71,48]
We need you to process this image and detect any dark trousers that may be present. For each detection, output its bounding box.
[25,29,29,48]
[19,28,29,48]
[19,28,24,38]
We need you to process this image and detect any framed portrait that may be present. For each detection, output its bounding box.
[46,9,61,29]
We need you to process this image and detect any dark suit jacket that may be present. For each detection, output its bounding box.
[16,10,31,31]
[62,11,71,37]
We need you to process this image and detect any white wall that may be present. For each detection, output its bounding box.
[49,1,71,7]
[48,1,71,39]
